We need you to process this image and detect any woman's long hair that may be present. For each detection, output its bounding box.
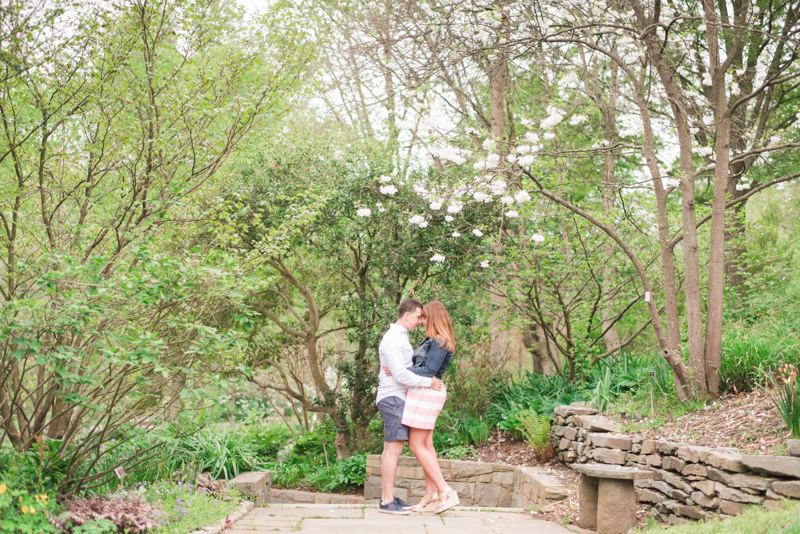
[423,301,456,353]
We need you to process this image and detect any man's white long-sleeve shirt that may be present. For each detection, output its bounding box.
[375,323,432,404]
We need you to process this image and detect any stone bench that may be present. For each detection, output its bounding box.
[572,464,652,534]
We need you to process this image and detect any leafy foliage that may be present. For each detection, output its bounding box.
[518,412,554,462]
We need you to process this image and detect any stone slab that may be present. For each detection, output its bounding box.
[788,440,800,457]
[741,455,800,478]
[572,464,652,480]
[230,471,271,506]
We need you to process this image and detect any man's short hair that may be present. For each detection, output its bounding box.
[398,298,423,319]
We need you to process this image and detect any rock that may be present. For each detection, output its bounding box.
[662,456,686,473]
[669,489,689,503]
[554,415,566,425]
[559,438,571,450]
[741,455,800,479]
[682,464,708,477]
[641,440,656,455]
[474,482,512,507]
[553,425,565,437]
[632,443,642,454]
[700,450,746,472]
[667,514,689,525]
[574,415,622,433]
[651,481,674,495]
[229,471,271,506]
[719,499,744,516]
[715,482,764,504]
[692,479,716,497]
[578,473,599,529]
[788,440,800,457]
[691,491,719,509]
[707,467,776,491]
[450,461,494,480]
[674,504,709,520]
[588,433,633,450]
[491,470,515,486]
[645,455,663,467]
[676,445,712,463]
[772,480,800,498]
[655,441,682,456]
[594,448,627,465]
[638,488,666,503]
[563,426,578,441]
[657,470,694,494]
[763,499,780,510]
[554,405,599,417]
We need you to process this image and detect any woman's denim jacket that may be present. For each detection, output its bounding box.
[408,337,453,380]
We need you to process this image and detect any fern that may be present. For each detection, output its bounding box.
[519,410,554,461]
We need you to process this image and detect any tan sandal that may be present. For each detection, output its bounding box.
[411,492,440,512]
[433,487,460,514]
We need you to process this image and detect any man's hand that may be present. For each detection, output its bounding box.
[431,377,444,391]
[383,365,392,376]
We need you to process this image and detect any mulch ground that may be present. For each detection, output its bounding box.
[607,389,788,455]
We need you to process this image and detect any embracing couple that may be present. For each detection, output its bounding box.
[375,298,459,515]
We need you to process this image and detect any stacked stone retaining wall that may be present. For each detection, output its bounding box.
[365,455,569,507]
[552,403,800,525]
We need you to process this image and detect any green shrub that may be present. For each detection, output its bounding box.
[270,456,313,488]
[518,411,553,461]
[243,423,293,460]
[0,483,58,533]
[765,365,800,438]
[720,320,800,393]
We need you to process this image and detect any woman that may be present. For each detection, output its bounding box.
[383,301,458,514]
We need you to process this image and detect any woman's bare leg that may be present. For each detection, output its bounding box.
[424,429,438,495]
[408,427,448,494]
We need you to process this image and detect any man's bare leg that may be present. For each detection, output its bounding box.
[381,440,405,505]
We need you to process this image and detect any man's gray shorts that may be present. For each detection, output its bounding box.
[376,396,409,442]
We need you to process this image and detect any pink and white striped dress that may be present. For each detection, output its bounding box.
[402,385,447,429]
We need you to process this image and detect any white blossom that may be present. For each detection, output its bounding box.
[486,153,501,168]
[482,138,497,151]
[690,127,700,135]
[472,229,484,237]
[473,159,486,170]
[379,175,393,183]
[517,145,531,154]
[419,2,435,16]
[702,73,712,86]
[418,221,429,228]
[414,185,428,195]
[429,144,469,165]
[515,190,531,204]
[544,132,556,140]
[730,83,740,96]
[532,233,545,243]
[396,119,415,130]
[380,185,398,195]
[506,210,519,218]
[445,215,455,222]
[430,200,443,210]
[698,24,706,31]
[480,261,490,268]
[452,231,461,237]
[409,215,425,225]
[357,208,372,217]
[569,114,588,126]
[500,195,514,204]
[525,131,540,144]
[518,155,536,166]
[473,191,489,203]
[619,127,637,137]
[378,207,386,212]
[489,180,507,195]
[447,201,463,214]
[430,253,446,262]
[540,107,565,129]
[506,154,517,163]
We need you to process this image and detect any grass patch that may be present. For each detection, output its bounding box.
[637,501,800,533]
[139,481,244,534]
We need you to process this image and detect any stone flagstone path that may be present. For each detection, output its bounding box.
[225,503,582,534]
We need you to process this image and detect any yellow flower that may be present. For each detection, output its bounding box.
[35,495,40,501]
[30,507,35,514]
[21,505,28,514]
[0,483,6,494]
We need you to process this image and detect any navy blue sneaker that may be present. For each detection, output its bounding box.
[379,499,410,515]
[393,497,412,509]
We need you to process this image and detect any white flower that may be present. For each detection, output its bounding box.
[690,127,699,135]
[430,200,443,210]
[473,191,490,202]
[378,207,386,212]
[500,195,514,205]
[532,233,545,243]
[702,73,712,86]
[452,231,461,237]
[515,190,531,204]
[770,136,781,146]
[730,83,741,96]
[506,154,517,163]
[430,253,446,262]
[379,185,398,195]
[473,160,486,170]
[694,146,714,157]
[505,210,519,218]
[569,114,588,125]
[518,155,536,166]
[486,153,501,168]
[357,208,372,217]
[396,119,415,130]
[489,180,507,195]
[517,145,531,154]
[525,131,540,143]
[480,261,490,268]
[429,144,469,165]
[482,138,497,151]
[419,2,435,16]
[447,201,463,214]
[409,215,426,225]
[698,24,706,31]
[414,185,428,195]
[445,215,455,222]
[544,132,555,140]
[418,221,429,228]
[472,229,484,237]
[540,106,565,129]
[379,175,393,183]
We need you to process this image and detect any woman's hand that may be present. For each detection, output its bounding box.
[383,365,392,376]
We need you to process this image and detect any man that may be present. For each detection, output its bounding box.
[376,298,443,515]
